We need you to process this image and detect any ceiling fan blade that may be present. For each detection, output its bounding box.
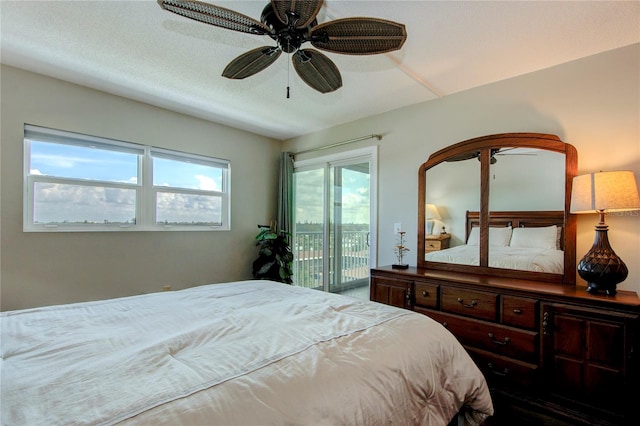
[445,152,480,162]
[158,0,271,35]
[494,147,538,156]
[222,46,282,79]
[292,49,342,94]
[310,17,407,55]
[270,0,324,29]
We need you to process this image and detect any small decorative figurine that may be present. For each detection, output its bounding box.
[392,231,410,269]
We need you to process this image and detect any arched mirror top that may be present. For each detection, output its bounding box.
[418,133,578,285]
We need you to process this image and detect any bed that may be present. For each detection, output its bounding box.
[1,280,493,425]
[426,211,565,273]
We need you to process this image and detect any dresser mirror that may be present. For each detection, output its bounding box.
[418,133,577,284]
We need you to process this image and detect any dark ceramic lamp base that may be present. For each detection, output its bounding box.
[578,224,628,296]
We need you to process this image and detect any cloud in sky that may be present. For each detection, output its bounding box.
[195,174,220,191]
[34,182,136,223]
[33,182,222,225]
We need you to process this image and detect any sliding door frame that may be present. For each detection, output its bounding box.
[293,146,378,292]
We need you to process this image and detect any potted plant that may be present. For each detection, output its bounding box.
[252,223,293,284]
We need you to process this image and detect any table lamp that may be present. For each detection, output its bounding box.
[570,171,640,295]
[426,204,441,235]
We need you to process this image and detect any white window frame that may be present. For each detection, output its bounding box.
[23,124,230,232]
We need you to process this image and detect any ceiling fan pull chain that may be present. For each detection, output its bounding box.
[286,49,291,99]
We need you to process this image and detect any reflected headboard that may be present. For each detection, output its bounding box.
[466,211,565,250]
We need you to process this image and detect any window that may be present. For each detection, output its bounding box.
[24,124,230,232]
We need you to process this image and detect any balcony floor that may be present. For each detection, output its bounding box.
[338,284,369,301]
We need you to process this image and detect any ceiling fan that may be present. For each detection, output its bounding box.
[446,148,538,164]
[158,0,407,94]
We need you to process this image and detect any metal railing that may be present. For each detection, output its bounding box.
[293,230,369,293]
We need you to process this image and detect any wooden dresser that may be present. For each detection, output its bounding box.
[371,265,640,426]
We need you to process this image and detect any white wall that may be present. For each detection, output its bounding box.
[283,44,640,295]
[1,65,282,310]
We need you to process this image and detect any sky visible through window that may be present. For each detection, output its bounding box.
[295,167,370,225]
[30,141,224,225]
[30,141,138,183]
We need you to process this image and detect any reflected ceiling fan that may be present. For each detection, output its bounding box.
[158,0,407,94]
[446,148,537,164]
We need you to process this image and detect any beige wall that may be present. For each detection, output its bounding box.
[284,44,640,295]
[2,44,639,310]
[1,65,282,310]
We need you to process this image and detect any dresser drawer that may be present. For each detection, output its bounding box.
[425,240,443,252]
[414,282,439,308]
[441,287,498,321]
[421,309,539,364]
[502,295,538,329]
[467,347,540,389]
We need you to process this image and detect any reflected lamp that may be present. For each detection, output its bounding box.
[570,171,640,295]
[426,204,441,235]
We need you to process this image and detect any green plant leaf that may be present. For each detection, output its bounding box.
[258,261,275,275]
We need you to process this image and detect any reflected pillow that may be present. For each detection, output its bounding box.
[467,226,512,246]
[510,225,558,249]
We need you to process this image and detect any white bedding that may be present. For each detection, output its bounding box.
[1,280,493,426]
[426,245,564,273]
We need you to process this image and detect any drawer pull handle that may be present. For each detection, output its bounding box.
[457,297,477,308]
[422,291,429,297]
[543,311,550,336]
[513,309,522,314]
[487,362,509,377]
[488,333,511,346]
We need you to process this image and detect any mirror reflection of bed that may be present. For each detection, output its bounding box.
[425,210,565,274]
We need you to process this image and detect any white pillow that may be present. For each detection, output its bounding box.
[510,225,558,249]
[467,227,480,245]
[467,226,512,246]
[490,226,513,247]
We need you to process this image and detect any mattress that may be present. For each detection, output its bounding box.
[1,280,493,425]
[426,245,564,273]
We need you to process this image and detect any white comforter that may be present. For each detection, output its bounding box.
[426,245,564,274]
[1,280,493,425]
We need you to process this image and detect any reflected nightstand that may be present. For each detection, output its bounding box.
[425,233,450,253]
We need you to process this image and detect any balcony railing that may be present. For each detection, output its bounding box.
[293,230,369,293]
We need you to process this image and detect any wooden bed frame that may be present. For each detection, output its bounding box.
[466,210,565,250]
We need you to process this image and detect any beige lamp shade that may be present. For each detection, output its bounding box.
[570,171,640,214]
[426,204,442,220]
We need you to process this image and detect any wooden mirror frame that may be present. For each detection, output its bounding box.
[418,133,577,285]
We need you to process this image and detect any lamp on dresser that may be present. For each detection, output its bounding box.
[425,203,441,234]
[570,170,640,295]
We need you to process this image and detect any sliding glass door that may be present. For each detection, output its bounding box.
[292,148,376,299]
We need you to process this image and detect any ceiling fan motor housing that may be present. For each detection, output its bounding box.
[261,4,315,53]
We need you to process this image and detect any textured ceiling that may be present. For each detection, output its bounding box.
[1,0,639,140]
